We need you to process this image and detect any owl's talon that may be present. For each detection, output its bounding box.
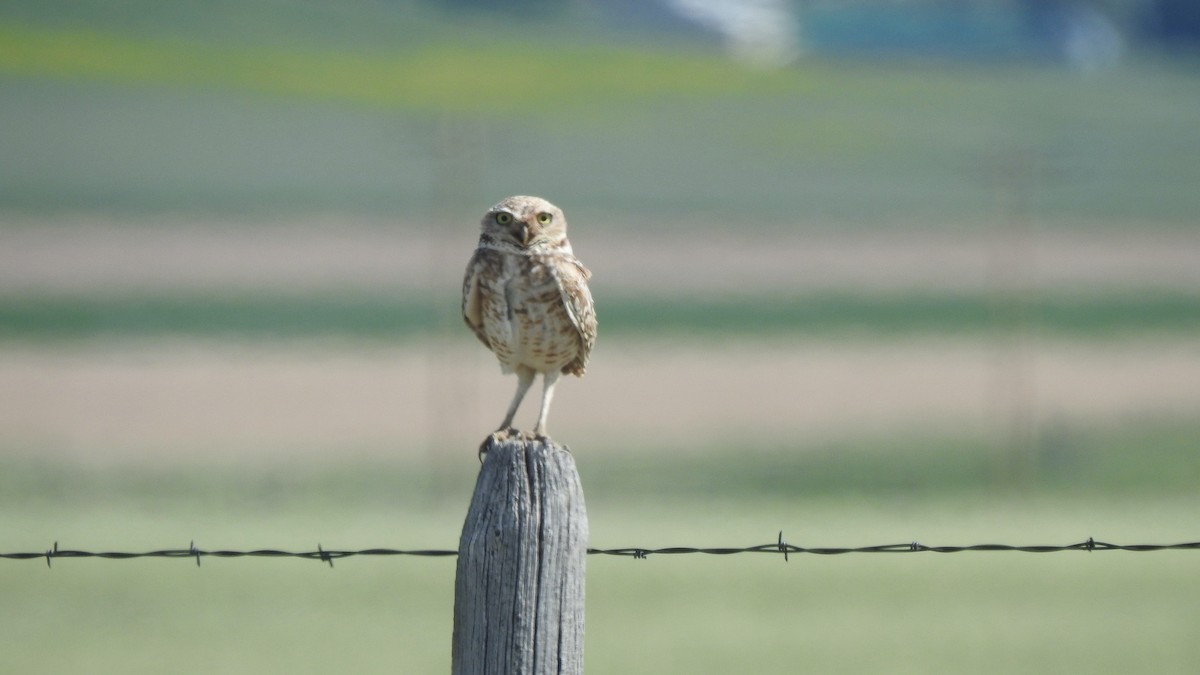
[478,428,518,461]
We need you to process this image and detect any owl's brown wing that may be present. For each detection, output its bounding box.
[461,249,492,349]
[557,257,596,376]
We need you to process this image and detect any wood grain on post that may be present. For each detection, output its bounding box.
[452,437,588,675]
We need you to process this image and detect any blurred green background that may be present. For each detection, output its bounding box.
[1,1,1198,673]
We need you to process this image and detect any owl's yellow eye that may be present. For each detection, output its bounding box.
[536,212,552,225]
[495,212,512,225]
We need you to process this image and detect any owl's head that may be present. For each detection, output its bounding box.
[481,195,569,251]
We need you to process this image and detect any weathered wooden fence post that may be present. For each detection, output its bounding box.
[452,436,588,675]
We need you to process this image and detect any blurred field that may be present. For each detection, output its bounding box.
[1,222,1198,343]
[2,472,1198,673]
[2,338,1199,463]
[2,1,1199,672]
[3,12,1200,223]
[1,318,1197,673]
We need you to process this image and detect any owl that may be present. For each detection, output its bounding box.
[462,195,596,440]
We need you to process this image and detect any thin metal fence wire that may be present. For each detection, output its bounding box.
[4,535,1199,567]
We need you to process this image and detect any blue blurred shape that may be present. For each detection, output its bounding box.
[799,1,1121,69]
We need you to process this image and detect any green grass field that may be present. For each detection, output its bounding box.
[5,503,1199,674]
[2,450,1197,673]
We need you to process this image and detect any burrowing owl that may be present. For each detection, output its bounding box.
[462,195,596,439]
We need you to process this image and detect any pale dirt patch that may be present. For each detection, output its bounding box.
[1,337,1196,465]
[2,216,1198,294]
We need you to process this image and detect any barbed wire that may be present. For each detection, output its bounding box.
[3,535,1199,567]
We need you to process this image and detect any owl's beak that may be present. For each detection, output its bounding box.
[520,219,536,246]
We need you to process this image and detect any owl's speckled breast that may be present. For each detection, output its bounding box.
[478,250,580,375]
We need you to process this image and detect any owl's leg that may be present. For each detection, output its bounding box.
[499,365,536,431]
[532,370,561,438]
